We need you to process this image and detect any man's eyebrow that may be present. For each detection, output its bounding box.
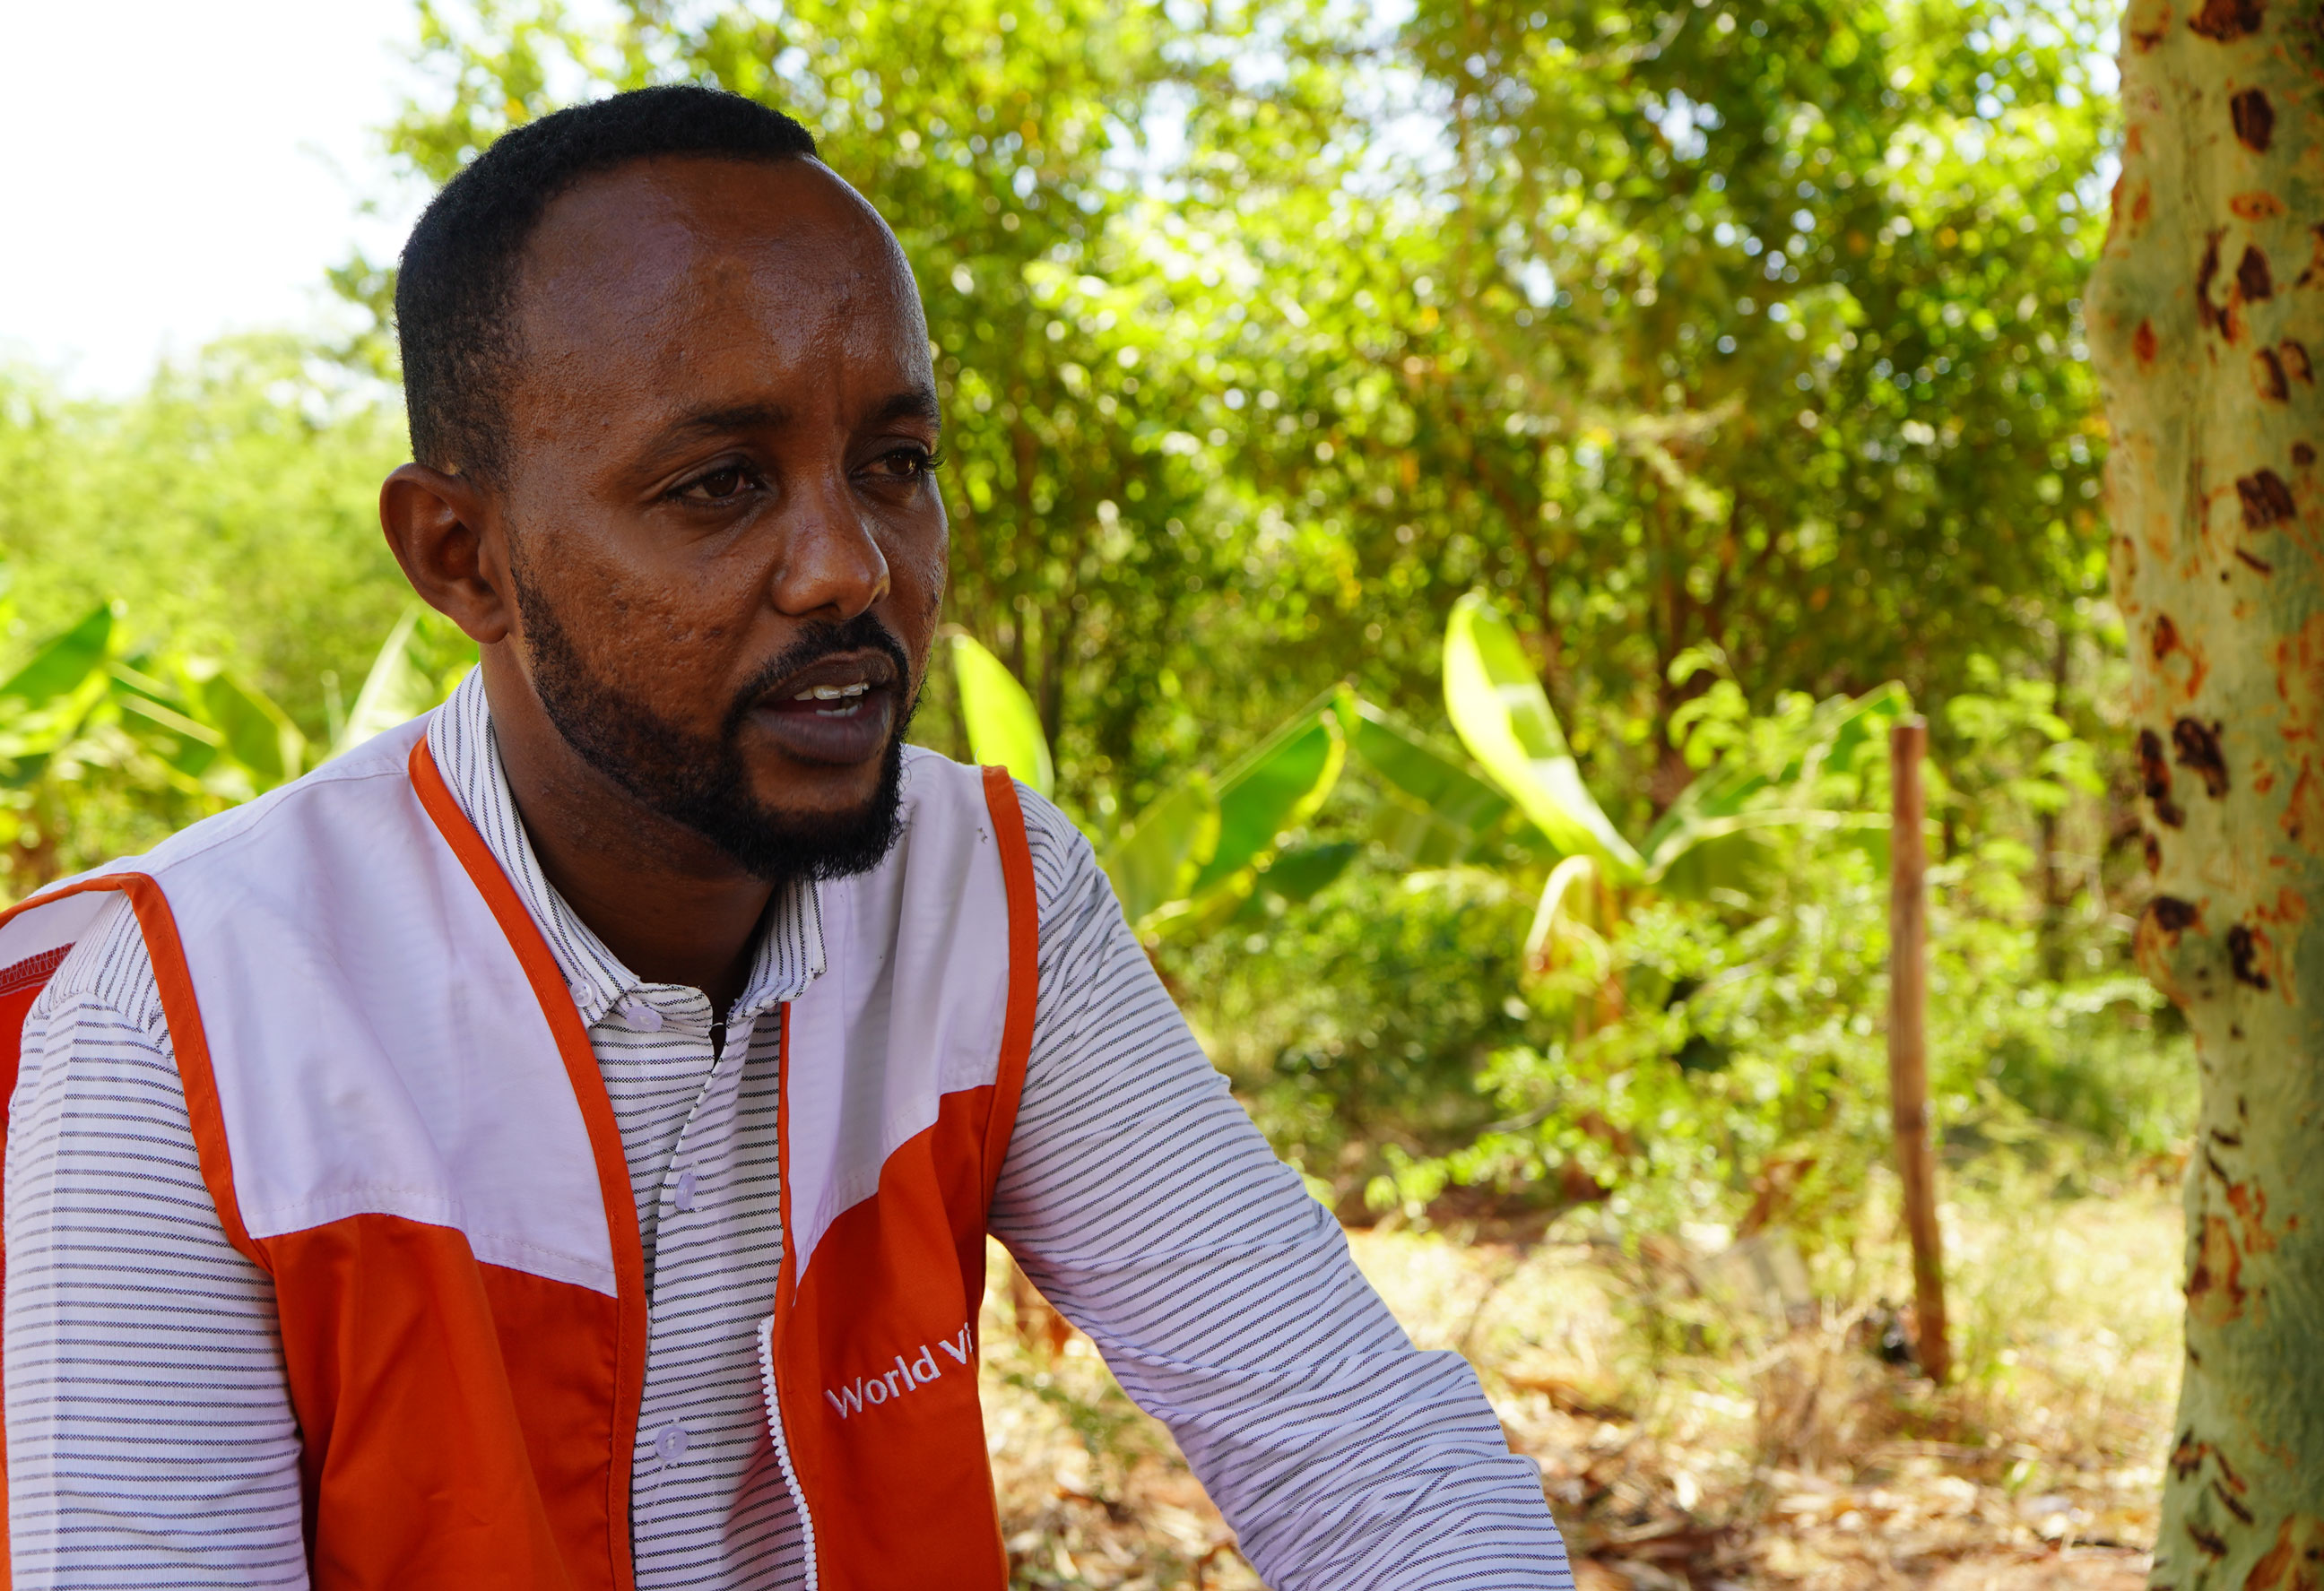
[869,386,942,431]
[640,390,939,455]
[644,402,793,454]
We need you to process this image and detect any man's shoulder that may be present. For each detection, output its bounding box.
[144,717,430,877]
[29,892,160,1033]
[898,746,1094,877]
[16,723,438,1033]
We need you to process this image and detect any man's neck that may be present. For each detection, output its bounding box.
[478,653,776,1016]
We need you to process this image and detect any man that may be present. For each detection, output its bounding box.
[0,86,1570,1589]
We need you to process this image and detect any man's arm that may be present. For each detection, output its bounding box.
[4,899,309,1589]
[988,795,1573,1589]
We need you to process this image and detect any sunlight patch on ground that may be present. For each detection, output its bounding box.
[977,1176,2181,1588]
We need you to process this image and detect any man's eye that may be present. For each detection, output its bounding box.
[677,466,755,502]
[870,446,941,480]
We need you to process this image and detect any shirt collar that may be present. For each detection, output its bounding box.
[422,670,827,1025]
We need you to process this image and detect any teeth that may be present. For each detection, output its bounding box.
[793,682,872,701]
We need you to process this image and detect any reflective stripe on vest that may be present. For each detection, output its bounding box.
[0,713,1035,1591]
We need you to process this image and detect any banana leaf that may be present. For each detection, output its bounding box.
[0,604,112,714]
[1099,774,1218,929]
[119,694,225,756]
[199,671,307,789]
[109,663,227,779]
[1188,698,1345,895]
[1253,840,1357,904]
[1332,692,1517,865]
[335,608,438,755]
[1443,593,1643,877]
[948,631,1054,799]
[1523,853,1601,967]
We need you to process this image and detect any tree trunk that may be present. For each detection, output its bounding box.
[1886,718,1949,1384]
[2090,3,2324,1581]
[2038,626,2070,982]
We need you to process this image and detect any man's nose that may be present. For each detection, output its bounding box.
[770,471,890,620]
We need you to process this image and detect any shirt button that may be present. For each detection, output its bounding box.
[620,999,664,1033]
[655,1422,689,1462]
[674,1171,698,1212]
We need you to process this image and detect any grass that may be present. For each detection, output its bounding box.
[977,1163,2184,1588]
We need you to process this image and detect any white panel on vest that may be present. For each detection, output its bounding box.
[135,718,619,1297]
[0,887,125,973]
[784,749,1013,1283]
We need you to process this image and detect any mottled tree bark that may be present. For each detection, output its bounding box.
[2091,0,2324,1581]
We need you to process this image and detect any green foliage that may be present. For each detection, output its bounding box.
[1357,661,2187,1234]
[0,0,2179,1278]
[1452,591,1909,885]
[0,341,412,722]
[336,605,477,756]
[952,633,1353,929]
[0,607,113,713]
[1335,698,1529,869]
[1377,828,2188,1241]
[1184,859,1539,1194]
[1361,0,2114,770]
[1444,593,1643,875]
[0,601,380,893]
[1097,774,1219,930]
[1192,698,1345,896]
[949,631,1055,798]
[360,0,2109,835]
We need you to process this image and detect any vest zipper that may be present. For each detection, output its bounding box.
[756,1317,818,1590]
[764,999,818,1589]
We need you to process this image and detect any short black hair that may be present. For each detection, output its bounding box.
[395,85,818,483]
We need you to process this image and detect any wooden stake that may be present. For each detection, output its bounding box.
[1887,717,1948,1384]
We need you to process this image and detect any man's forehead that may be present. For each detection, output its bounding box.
[517,155,919,343]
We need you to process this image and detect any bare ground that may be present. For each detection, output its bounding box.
[979,1173,2181,1588]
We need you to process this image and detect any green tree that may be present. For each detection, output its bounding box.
[368,0,2118,846]
[0,339,412,719]
[1175,0,2116,810]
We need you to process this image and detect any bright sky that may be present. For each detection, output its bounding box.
[0,0,425,394]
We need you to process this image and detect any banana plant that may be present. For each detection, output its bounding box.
[947,633,1346,933]
[0,602,328,892]
[0,605,118,790]
[1442,592,1906,977]
[1328,693,1531,869]
[330,604,480,757]
[0,602,313,799]
[946,633,1055,799]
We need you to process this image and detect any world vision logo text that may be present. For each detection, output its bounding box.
[823,1321,976,1419]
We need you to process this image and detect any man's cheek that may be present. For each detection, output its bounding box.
[594,590,741,700]
[896,540,948,630]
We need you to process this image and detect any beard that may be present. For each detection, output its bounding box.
[514,575,916,886]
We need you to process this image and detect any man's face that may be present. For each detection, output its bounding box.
[491,154,946,879]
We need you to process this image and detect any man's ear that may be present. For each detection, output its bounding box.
[379,463,515,646]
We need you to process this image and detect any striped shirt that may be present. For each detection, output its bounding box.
[4,670,1571,1588]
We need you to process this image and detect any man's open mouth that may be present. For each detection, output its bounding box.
[751,650,902,762]
[782,680,876,717]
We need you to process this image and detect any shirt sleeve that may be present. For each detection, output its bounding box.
[4,897,310,1589]
[987,792,1574,1590]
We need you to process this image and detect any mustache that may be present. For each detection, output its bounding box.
[722,613,914,737]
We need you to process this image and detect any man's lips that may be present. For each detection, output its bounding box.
[764,685,882,716]
[760,649,900,706]
[747,648,901,765]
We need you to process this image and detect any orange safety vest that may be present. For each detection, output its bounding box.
[0,715,1036,1590]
